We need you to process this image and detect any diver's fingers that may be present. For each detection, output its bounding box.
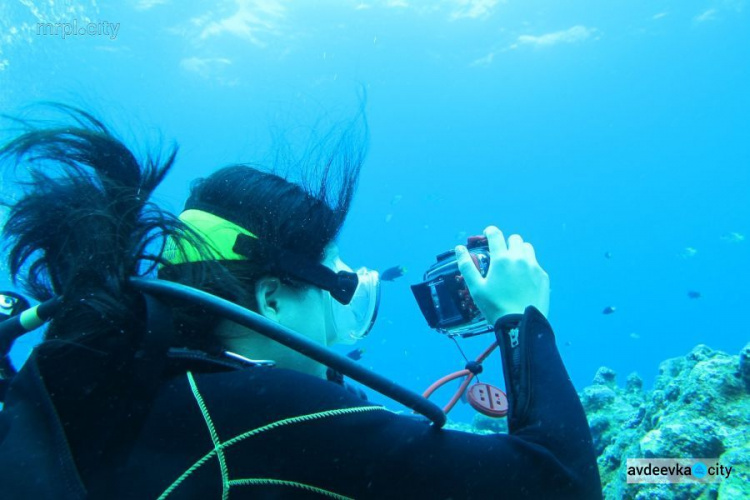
[456,245,482,289]
[507,234,525,259]
[484,226,507,257]
[523,241,538,265]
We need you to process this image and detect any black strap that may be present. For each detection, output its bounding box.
[133,293,176,388]
[233,233,358,305]
[87,292,177,497]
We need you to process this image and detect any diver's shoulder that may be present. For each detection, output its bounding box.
[166,364,371,413]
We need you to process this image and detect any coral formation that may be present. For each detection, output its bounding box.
[581,343,750,499]
[450,343,750,499]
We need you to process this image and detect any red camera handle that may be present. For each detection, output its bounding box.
[422,341,508,418]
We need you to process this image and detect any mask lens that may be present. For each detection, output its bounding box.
[330,268,380,344]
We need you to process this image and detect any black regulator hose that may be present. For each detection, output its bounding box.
[129,278,447,427]
[0,280,446,426]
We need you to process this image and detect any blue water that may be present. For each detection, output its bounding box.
[1,0,748,423]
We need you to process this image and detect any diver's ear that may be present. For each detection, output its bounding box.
[255,277,282,321]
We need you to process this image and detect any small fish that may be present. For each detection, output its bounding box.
[385,213,394,223]
[721,232,745,243]
[390,194,403,206]
[346,348,365,361]
[604,251,612,259]
[381,265,407,282]
[602,306,617,315]
[629,332,640,340]
[680,247,698,259]
[687,290,701,299]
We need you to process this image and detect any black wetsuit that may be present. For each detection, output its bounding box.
[0,307,602,498]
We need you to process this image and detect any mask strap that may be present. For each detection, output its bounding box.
[233,234,358,305]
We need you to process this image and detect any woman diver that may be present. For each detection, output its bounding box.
[0,108,601,499]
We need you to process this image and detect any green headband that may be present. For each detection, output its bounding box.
[161,209,361,306]
[163,209,257,265]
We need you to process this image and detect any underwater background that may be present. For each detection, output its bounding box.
[1,0,748,433]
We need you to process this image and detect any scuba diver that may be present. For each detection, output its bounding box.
[0,108,602,499]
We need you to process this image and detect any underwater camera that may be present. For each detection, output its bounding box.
[412,235,511,418]
[411,235,493,338]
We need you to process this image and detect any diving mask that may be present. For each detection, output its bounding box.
[165,209,381,343]
[327,262,380,345]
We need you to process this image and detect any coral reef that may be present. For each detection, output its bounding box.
[454,342,750,499]
[581,343,750,499]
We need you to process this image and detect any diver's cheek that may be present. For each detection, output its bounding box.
[296,289,332,347]
[320,292,337,346]
[324,302,338,346]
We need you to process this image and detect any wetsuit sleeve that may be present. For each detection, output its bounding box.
[493,305,602,497]
[348,305,602,499]
[241,306,603,499]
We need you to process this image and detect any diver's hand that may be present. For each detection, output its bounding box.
[456,226,550,325]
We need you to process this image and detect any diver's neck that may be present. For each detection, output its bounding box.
[216,321,328,379]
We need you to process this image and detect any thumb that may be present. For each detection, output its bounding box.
[456,245,482,290]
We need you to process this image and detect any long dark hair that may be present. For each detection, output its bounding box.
[1,105,365,356]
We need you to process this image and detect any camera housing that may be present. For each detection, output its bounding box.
[411,236,493,337]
